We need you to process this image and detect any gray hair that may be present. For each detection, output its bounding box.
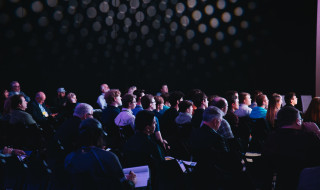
[73,103,93,118]
[202,106,224,122]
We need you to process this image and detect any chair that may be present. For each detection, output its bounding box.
[298,166,320,190]
[238,117,251,153]
[248,118,270,153]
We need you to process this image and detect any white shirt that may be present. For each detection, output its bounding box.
[114,108,135,129]
[235,104,252,117]
[97,93,107,109]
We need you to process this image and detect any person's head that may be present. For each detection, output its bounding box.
[285,92,298,106]
[192,91,208,109]
[135,110,156,135]
[133,89,145,103]
[35,91,46,105]
[154,96,164,111]
[209,97,228,115]
[225,90,239,101]
[127,86,137,94]
[303,97,320,123]
[239,92,251,106]
[105,89,121,106]
[251,90,263,102]
[160,92,170,107]
[179,100,193,114]
[57,87,66,98]
[161,84,168,94]
[67,92,77,103]
[100,84,110,93]
[256,94,269,108]
[202,106,224,130]
[73,103,94,120]
[122,93,136,109]
[141,94,156,111]
[10,95,27,110]
[226,94,239,112]
[168,91,184,108]
[270,93,282,110]
[277,106,302,128]
[79,118,107,148]
[10,81,20,92]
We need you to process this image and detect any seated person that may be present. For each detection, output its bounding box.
[8,81,30,102]
[250,94,269,119]
[9,94,36,126]
[64,118,136,190]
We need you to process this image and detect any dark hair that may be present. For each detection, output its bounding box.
[10,95,24,109]
[210,97,227,110]
[226,94,237,106]
[135,110,155,131]
[133,89,145,100]
[303,97,320,124]
[179,100,193,113]
[141,94,154,109]
[79,118,107,148]
[256,94,266,107]
[266,93,282,127]
[285,92,296,105]
[252,90,263,102]
[225,90,238,100]
[160,92,170,103]
[122,93,136,108]
[168,91,184,107]
[239,92,250,104]
[192,92,207,108]
[105,89,121,105]
[277,106,300,128]
[154,96,164,107]
[186,89,202,102]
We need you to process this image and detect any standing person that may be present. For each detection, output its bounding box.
[97,84,110,109]
[303,97,320,127]
[8,81,30,102]
[266,93,282,129]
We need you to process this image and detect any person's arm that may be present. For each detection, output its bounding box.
[303,122,320,138]
[3,146,26,156]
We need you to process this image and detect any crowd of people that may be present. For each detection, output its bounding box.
[1,81,320,189]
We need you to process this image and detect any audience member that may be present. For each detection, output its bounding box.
[224,94,240,138]
[141,94,168,150]
[97,83,110,109]
[262,106,320,190]
[266,93,282,128]
[156,84,169,96]
[127,86,137,95]
[210,97,234,139]
[159,92,170,115]
[153,95,164,119]
[8,81,31,102]
[303,97,320,127]
[249,90,263,109]
[114,93,136,130]
[9,94,36,125]
[132,89,145,116]
[0,89,9,115]
[250,94,269,119]
[27,91,56,125]
[60,92,78,120]
[191,91,208,128]
[284,92,298,108]
[235,92,252,117]
[52,87,67,113]
[64,118,136,190]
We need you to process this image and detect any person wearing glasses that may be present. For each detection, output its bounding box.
[8,81,30,102]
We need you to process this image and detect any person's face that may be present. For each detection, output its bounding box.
[115,95,122,106]
[58,92,66,98]
[150,98,156,110]
[101,84,109,93]
[70,95,77,103]
[20,97,27,110]
[12,82,20,92]
[187,105,193,114]
[292,96,298,106]
[244,95,252,106]
[161,85,168,93]
[159,102,164,110]
[130,98,137,110]
[277,97,283,109]
[4,90,9,98]
[264,96,269,108]
[203,98,208,108]
[235,93,239,100]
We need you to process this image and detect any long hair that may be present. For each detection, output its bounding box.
[303,97,320,124]
[266,93,282,128]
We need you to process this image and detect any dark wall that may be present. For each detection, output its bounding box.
[0,0,317,107]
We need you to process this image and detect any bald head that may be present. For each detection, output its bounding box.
[36,91,46,105]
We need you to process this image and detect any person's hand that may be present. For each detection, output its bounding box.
[162,139,170,150]
[51,113,58,117]
[303,122,320,136]
[126,171,137,184]
[3,146,25,156]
